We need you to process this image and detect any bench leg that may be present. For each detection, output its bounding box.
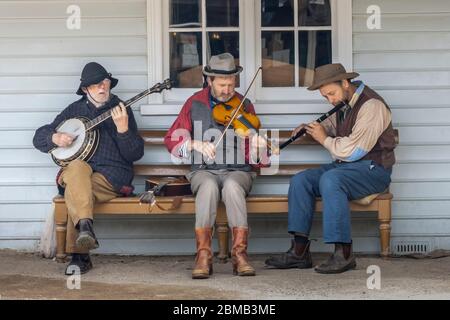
[54,205,68,263]
[216,206,229,263]
[378,199,392,258]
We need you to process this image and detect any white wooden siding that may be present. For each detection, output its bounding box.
[0,0,148,251]
[1,0,449,255]
[352,0,450,252]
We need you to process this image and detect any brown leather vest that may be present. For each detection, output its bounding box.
[336,85,396,169]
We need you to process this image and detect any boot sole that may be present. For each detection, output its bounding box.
[265,262,313,269]
[314,262,357,274]
[192,266,213,279]
[234,271,256,276]
[233,266,256,276]
[192,274,210,279]
[76,233,98,251]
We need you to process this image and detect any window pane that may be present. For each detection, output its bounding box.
[170,32,203,88]
[207,32,240,86]
[298,0,331,26]
[206,0,239,27]
[299,30,331,87]
[207,32,239,60]
[170,0,202,28]
[261,0,294,27]
[262,31,294,87]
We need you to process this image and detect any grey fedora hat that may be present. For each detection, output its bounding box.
[203,53,243,77]
[307,63,359,91]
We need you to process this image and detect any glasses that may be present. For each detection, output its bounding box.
[90,78,111,89]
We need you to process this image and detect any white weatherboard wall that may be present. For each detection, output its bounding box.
[353,0,450,253]
[1,0,449,255]
[0,0,149,251]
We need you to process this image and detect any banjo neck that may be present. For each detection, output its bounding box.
[51,79,171,167]
[85,79,172,132]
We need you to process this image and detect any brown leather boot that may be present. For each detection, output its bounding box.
[192,227,213,279]
[231,227,255,276]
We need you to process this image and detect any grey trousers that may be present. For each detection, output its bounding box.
[186,169,256,228]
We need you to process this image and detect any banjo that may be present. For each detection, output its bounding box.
[50,79,172,167]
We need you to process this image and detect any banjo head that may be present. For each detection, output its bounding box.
[51,118,87,161]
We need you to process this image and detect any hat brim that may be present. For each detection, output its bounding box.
[307,72,359,91]
[76,76,118,95]
[202,66,243,77]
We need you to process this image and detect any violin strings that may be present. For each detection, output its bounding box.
[214,67,262,148]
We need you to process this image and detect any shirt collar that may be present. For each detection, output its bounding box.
[209,88,234,109]
[348,81,365,108]
[209,89,222,108]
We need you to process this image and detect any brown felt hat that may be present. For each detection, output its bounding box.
[307,63,359,91]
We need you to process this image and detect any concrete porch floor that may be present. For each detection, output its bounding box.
[0,250,449,300]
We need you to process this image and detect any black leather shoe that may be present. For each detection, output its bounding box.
[265,240,313,269]
[65,253,93,275]
[314,244,356,274]
[76,219,99,250]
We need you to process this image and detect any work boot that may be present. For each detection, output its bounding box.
[76,218,99,251]
[231,227,255,276]
[314,243,356,274]
[192,227,213,279]
[265,239,313,269]
[65,253,93,275]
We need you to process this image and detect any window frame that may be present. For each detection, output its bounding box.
[165,0,244,101]
[144,0,352,110]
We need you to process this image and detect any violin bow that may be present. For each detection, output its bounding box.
[214,67,262,148]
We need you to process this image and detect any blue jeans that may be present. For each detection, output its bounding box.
[288,160,392,243]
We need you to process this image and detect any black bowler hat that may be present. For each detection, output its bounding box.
[76,62,118,95]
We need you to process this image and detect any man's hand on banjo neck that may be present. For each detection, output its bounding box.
[111,102,129,134]
[84,77,129,134]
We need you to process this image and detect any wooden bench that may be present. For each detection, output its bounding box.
[54,129,398,262]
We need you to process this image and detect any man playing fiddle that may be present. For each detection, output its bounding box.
[164,53,269,279]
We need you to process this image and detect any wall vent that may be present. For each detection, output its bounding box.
[392,240,432,255]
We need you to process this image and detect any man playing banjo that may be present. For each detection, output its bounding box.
[33,62,144,275]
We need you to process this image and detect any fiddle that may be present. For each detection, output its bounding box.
[199,67,278,170]
[212,95,279,156]
[212,95,261,137]
[210,67,262,149]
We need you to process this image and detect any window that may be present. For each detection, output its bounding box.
[168,0,240,89]
[145,0,351,105]
[260,0,332,88]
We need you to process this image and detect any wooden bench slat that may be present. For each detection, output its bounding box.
[140,130,318,146]
[134,164,190,176]
[133,164,322,176]
[54,198,390,215]
[54,193,392,204]
[141,129,399,146]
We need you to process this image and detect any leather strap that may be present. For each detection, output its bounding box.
[152,196,183,212]
[139,192,184,212]
[139,180,184,212]
[153,181,169,195]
